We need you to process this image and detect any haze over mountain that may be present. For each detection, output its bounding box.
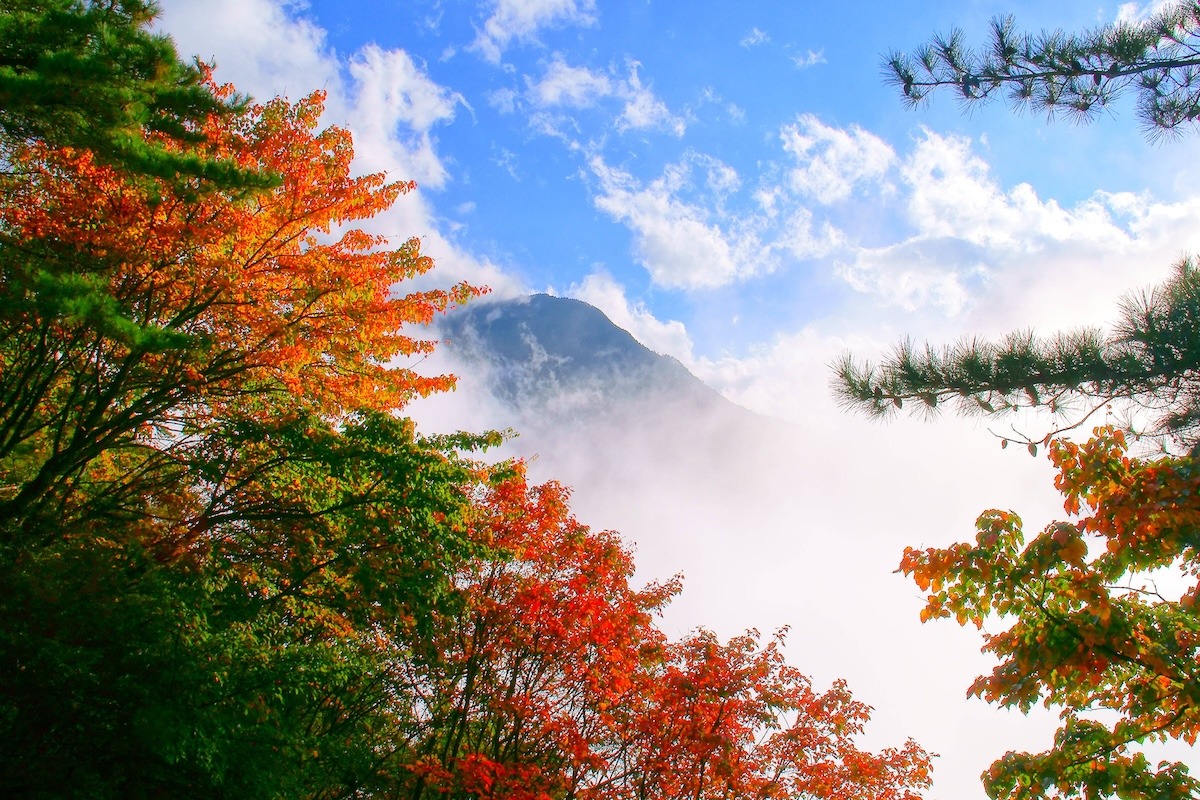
[439,293,749,417]
[434,293,786,499]
[409,294,1085,799]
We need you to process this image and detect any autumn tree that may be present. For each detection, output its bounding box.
[900,427,1200,799]
[398,467,933,800]
[0,84,478,544]
[884,1,1200,136]
[0,61,489,799]
[840,6,1200,797]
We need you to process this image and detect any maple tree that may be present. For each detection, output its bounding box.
[900,426,1200,799]
[0,83,479,543]
[0,64,489,797]
[398,467,933,800]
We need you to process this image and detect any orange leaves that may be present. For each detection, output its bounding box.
[4,85,481,427]
[401,467,932,800]
[901,425,1200,799]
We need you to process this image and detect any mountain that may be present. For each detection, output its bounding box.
[424,294,799,583]
[436,293,736,421]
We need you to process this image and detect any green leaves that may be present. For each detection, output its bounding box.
[836,258,1200,453]
[0,0,262,185]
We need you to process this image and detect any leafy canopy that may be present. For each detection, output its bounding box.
[0,0,262,183]
[901,428,1200,800]
[400,468,934,800]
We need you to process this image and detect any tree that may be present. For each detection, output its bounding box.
[884,2,1200,136]
[399,468,934,800]
[0,85,479,544]
[900,426,1200,800]
[834,258,1200,455]
[0,0,257,183]
[0,73,490,797]
[844,7,1200,796]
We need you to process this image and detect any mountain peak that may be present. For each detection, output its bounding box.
[438,293,715,414]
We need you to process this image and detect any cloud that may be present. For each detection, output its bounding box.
[834,239,989,316]
[616,62,686,136]
[157,0,337,103]
[470,0,598,64]
[527,55,613,107]
[589,155,772,290]
[487,87,519,114]
[156,0,525,300]
[346,45,467,188]
[790,49,826,69]
[740,27,769,48]
[567,269,695,362]
[1115,0,1176,23]
[831,128,1200,324]
[522,56,686,136]
[780,114,895,204]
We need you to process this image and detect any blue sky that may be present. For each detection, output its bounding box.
[162,0,1200,371]
[157,2,1200,797]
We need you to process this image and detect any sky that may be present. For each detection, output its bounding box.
[155,1,1200,797]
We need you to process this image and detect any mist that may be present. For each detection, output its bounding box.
[407,296,1081,800]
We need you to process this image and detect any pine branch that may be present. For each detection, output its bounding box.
[884,2,1200,136]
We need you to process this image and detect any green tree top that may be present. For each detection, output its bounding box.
[885,1,1200,136]
[0,0,258,184]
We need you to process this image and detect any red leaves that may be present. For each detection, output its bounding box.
[4,85,482,427]
[405,466,932,800]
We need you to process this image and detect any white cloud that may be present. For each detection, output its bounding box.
[487,87,519,114]
[780,114,895,204]
[493,147,521,180]
[589,155,772,290]
[155,0,525,301]
[1116,0,1175,23]
[527,55,613,107]
[347,45,467,188]
[778,206,843,259]
[158,0,338,103]
[740,27,768,48]
[790,49,826,69]
[567,269,695,362]
[523,56,686,136]
[616,62,686,136]
[829,128,1200,327]
[471,0,598,64]
[835,240,989,316]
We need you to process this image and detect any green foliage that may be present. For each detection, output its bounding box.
[885,2,1200,136]
[835,258,1200,453]
[0,0,263,184]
